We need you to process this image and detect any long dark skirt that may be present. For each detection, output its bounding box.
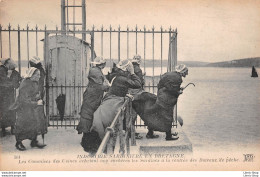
[77,86,104,134]
[0,89,16,128]
[81,131,102,154]
[132,92,173,132]
[15,104,47,141]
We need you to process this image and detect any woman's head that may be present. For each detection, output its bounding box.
[115,60,133,76]
[132,55,141,65]
[0,58,16,70]
[25,67,40,81]
[175,64,188,77]
[91,57,106,69]
[116,60,131,71]
[29,56,42,69]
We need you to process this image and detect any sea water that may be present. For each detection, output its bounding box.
[20,66,260,152]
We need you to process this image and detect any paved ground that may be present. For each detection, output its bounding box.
[0,125,192,155]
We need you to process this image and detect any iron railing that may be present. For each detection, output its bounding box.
[0,24,177,128]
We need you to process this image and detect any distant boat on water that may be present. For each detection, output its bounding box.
[251,66,258,77]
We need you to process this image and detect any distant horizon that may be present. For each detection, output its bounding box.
[17,56,260,64]
[1,0,260,63]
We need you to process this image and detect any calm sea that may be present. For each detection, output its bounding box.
[20,66,260,152]
[177,67,260,152]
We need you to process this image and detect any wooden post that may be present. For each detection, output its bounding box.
[107,134,114,155]
[118,111,125,154]
[130,101,136,146]
[125,100,130,154]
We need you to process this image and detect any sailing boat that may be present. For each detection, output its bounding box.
[251,66,258,77]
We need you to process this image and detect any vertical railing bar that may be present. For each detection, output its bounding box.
[168,26,172,72]
[118,25,120,61]
[51,83,54,128]
[143,26,146,78]
[175,28,178,68]
[55,27,58,123]
[8,24,11,58]
[82,0,86,41]
[73,36,76,128]
[58,85,61,128]
[101,25,103,57]
[73,0,76,36]
[0,25,2,58]
[44,30,50,129]
[79,36,84,129]
[66,0,69,32]
[174,29,178,128]
[17,25,21,74]
[36,25,39,56]
[26,25,30,68]
[65,34,69,127]
[109,25,112,70]
[161,26,163,75]
[152,26,155,94]
[127,26,129,59]
[135,25,137,55]
[91,25,95,61]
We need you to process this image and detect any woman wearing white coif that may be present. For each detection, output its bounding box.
[77,57,110,150]
[10,67,46,151]
[81,59,142,154]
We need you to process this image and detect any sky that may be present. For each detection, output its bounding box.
[0,0,260,62]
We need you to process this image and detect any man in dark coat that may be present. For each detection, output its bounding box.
[0,58,20,136]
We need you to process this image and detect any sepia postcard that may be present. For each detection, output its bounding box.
[0,0,260,173]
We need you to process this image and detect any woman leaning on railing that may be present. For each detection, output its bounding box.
[80,59,142,155]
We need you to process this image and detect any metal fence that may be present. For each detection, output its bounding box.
[0,24,177,128]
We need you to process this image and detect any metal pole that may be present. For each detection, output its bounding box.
[61,0,66,32]
[73,0,76,36]
[8,24,11,58]
[127,26,129,59]
[66,0,69,32]
[17,25,21,74]
[0,25,2,58]
[44,31,50,129]
[152,26,155,94]
[161,26,163,75]
[135,25,138,55]
[27,25,30,68]
[175,28,178,67]
[91,25,95,61]
[36,25,38,56]
[109,25,112,70]
[118,26,120,61]
[168,26,172,72]
[143,26,146,76]
[82,0,86,41]
[101,25,103,57]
